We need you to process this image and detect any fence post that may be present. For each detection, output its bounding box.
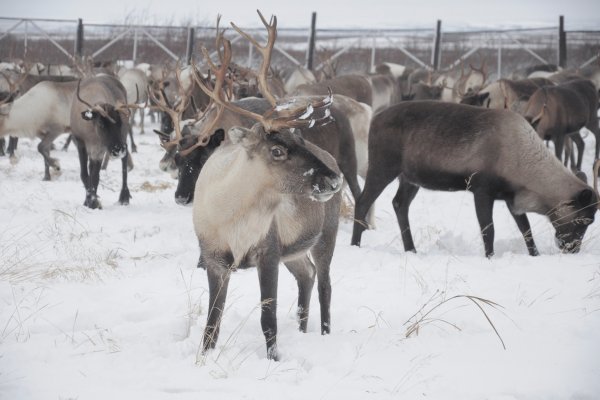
[497,38,502,79]
[185,26,195,65]
[432,19,442,70]
[75,18,84,60]
[370,35,376,73]
[558,15,567,68]
[306,12,317,70]
[24,20,28,59]
[132,28,138,64]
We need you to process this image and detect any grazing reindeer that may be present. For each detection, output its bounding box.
[523,79,600,170]
[70,75,140,209]
[191,12,342,361]
[351,101,598,257]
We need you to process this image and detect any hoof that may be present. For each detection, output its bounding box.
[119,189,131,205]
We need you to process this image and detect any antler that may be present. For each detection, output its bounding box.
[469,61,489,88]
[181,12,333,157]
[148,64,194,148]
[230,10,278,106]
[76,79,117,123]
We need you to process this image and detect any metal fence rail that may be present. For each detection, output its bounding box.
[1,16,598,77]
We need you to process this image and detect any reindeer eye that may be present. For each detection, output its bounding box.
[271,146,287,160]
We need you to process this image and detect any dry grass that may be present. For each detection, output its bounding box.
[404,290,506,349]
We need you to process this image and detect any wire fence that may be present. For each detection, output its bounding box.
[1,16,599,77]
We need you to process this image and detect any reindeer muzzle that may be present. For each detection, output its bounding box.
[310,174,343,202]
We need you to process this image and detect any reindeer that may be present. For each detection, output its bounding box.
[294,74,373,106]
[187,12,343,361]
[367,73,399,113]
[523,79,600,170]
[460,77,554,113]
[351,101,598,257]
[0,70,78,158]
[70,75,141,209]
[0,80,78,180]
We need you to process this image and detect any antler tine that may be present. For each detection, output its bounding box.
[230,9,278,106]
[116,84,149,116]
[76,79,117,123]
[193,34,269,128]
[148,81,185,147]
[76,79,94,109]
[469,61,488,87]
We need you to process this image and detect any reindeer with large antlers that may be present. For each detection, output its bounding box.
[69,75,143,209]
[189,11,345,361]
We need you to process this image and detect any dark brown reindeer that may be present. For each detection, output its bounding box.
[191,12,343,361]
[351,101,598,257]
[523,79,600,171]
[70,75,142,209]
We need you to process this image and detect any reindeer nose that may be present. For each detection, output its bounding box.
[325,175,343,193]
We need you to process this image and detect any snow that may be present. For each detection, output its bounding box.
[1,122,599,399]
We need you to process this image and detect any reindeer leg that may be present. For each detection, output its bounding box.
[37,132,60,181]
[202,253,232,353]
[85,159,102,209]
[392,178,420,253]
[128,115,138,153]
[257,229,281,361]
[284,257,316,333]
[473,191,495,258]
[119,152,131,205]
[62,134,72,151]
[74,137,89,190]
[7,136,18,163]
[0,138,5,156]
[351,168,398,246]
[7,136,18,156]
[506,201,539,256]
[568,131,585,171]
[553,135,565,164]
[310,193,340,336]
[139,108,145,134]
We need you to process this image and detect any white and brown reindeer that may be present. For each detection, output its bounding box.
[351,100,599,257]
[0,79,79,180]
[187,12,344,361]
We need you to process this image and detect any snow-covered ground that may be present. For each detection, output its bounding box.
[1,122,599,400]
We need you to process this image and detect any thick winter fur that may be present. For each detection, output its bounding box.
[170,96,364,213]
[118,67,150,151]
[523,79,600,168]
[70,75,131,209]
[367,74,399,114]
[460,77,554,114]
[351,101,598,257]
[0,80,78,180]
[294,74,373,106]
[194,125,343,360]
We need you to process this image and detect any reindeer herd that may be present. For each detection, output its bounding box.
[1,11,599,360]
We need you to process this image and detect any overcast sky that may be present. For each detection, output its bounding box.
[2,0,599,30]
